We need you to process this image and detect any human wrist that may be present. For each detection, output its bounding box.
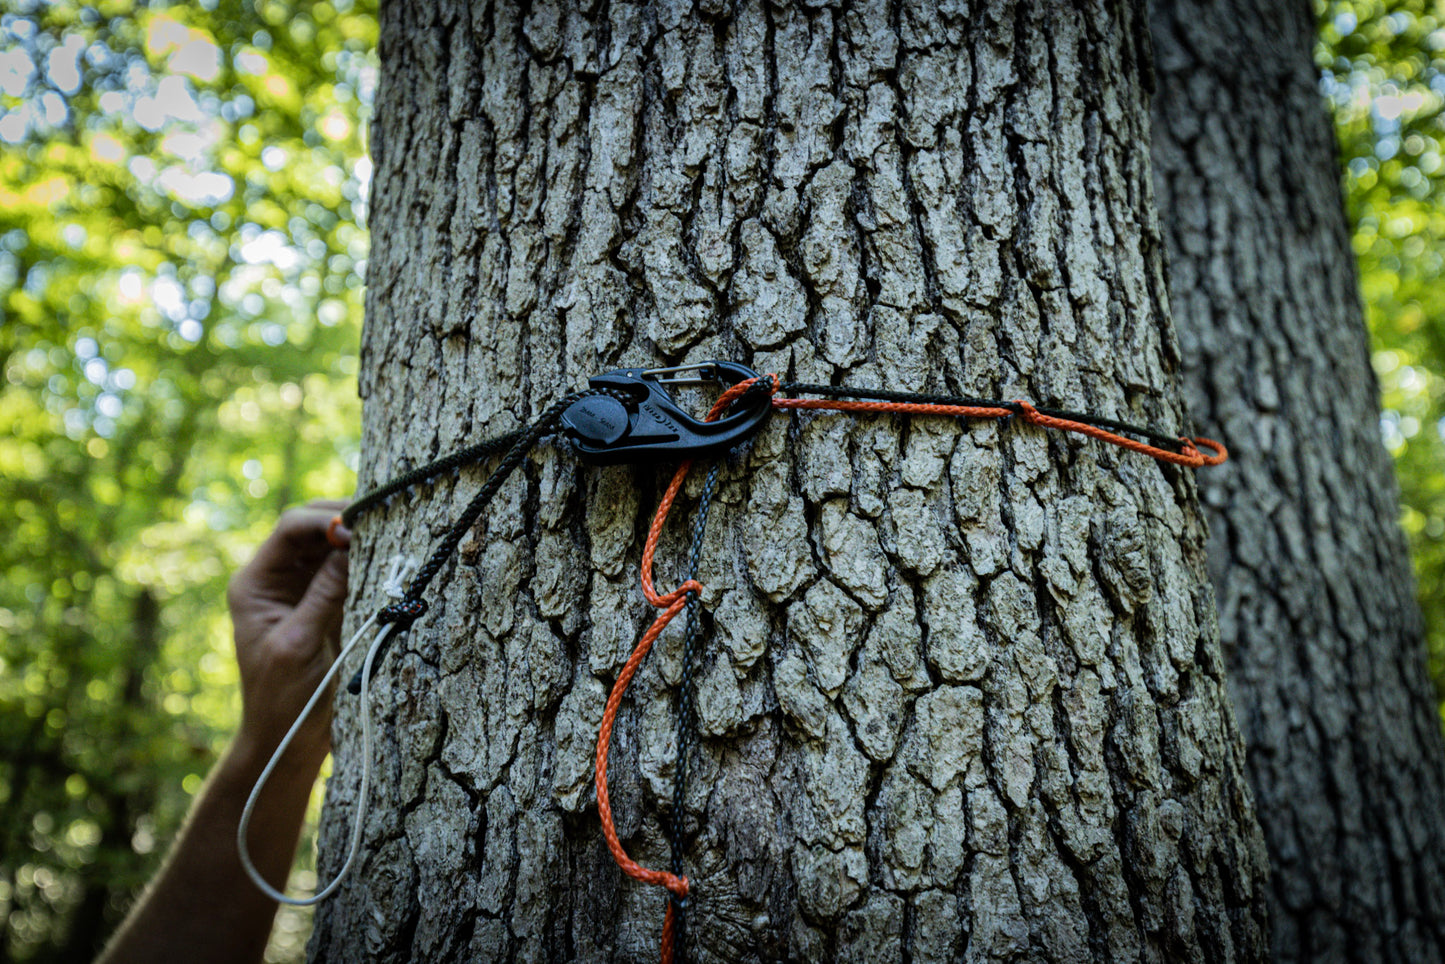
[225,728,327,793]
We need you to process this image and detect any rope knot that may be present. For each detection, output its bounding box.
[1012,399,1041,423]
[667,875,690,902]
[378,598,427,625]
[650,578,703,608]
[1189,436,1229,466]
[737,373,780,408]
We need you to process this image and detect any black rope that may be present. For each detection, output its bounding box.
[340,429,528,528]
[667,461,721,961]
[345,388,623,693]
[778,382,1189,453]
[337,371,1195,694]
[1029,404,1187,452]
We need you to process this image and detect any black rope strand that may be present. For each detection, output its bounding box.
[340,429,528,528]
[1029,405,1188,452]
[779,382,1189,453]
[383,390,623,619]
[345,388,622,694]
[668,461,722,961]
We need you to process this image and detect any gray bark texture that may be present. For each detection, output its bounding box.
[313,1,1269,960]
[1149,1,1445,962]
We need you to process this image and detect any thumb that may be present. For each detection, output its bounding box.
[278,549,350,660]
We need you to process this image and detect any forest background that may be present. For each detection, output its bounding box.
[0,1,1439,961]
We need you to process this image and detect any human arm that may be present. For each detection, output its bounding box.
[99,501,352,964]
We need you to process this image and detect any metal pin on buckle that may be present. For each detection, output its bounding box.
[640,363,722,386]
[560,361,772,464]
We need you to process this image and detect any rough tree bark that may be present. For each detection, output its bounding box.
[1149,3,1445,962]
[313,1,1269,960]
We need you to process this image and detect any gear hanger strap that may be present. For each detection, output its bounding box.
[331,370,1225,560]
[292,362,1226,962]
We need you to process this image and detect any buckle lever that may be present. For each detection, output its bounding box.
[561,361,772,464]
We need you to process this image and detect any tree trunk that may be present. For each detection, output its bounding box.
[314,1,1269,960]
[1149,2,1445,962]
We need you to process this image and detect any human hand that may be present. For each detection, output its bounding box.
[227,500,352,773]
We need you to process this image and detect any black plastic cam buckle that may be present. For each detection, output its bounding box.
[560,361,773,464]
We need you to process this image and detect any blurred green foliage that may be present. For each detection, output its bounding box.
[0,0,1441,962]
[0,0,373,960]
[1318,0,1445,700]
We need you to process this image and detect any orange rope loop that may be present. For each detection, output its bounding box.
[1011,400,1227,468]
[765,389,1227,469]
[594,375,777,964]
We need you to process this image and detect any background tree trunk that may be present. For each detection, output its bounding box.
[314,1,1268,960]
[1149,1,1445,961]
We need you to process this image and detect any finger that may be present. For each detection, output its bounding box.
[266,504,348,555]
[327,517,353,549]
[298,500,351,552]
[272,550,350,662]
[239,507,346,598]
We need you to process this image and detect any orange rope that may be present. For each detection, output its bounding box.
[1009,400,1228,467]
[594,591,691,893]
[596,374,1225,963]
[770,397,1016,420]
[594,376,772,964]
[768,395,1227,468]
